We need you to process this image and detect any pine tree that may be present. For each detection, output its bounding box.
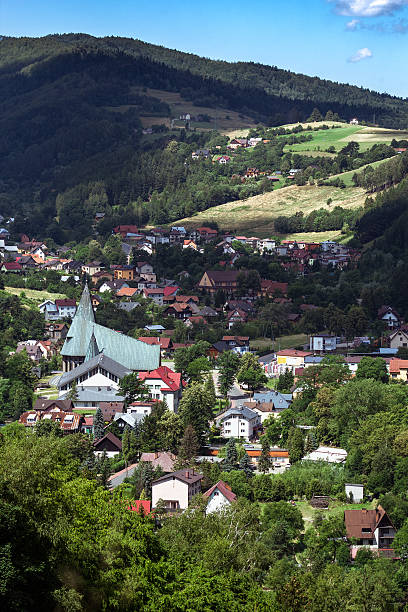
[142,462,154,499]
[98,450,111,488]
[67,380,78,402]
[239,452,254,478]
[122,425,131,464]
[204,373,216,409]
[177,425,199,465]
[93,407,105,441]
[223,437,238,472]
[258,436,272,473]
[287,427,304,464]
[217,351,240,398]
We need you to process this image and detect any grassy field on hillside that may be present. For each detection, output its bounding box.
[328,156,396,186]
[5,286,65,305]
[175,183,366,237]
[285,125,408,154]
[137,88,257,132]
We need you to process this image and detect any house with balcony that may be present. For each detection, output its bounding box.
[216,406,260,441]
[345,506,397,559]
[152,469,203,511]
[137,366,185,412]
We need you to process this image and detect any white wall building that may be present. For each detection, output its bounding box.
[216,406,260,441]
[304,446,347,463]
[138,366,184,412]
[152,469,203,511]
[345,483,364,503]
[203,480,237,514]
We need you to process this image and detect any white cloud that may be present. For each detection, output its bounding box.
[348,47,373,61]
[346,18,360,27]
[332,0,408,17]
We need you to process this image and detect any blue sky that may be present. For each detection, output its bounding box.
[1,0,407,97]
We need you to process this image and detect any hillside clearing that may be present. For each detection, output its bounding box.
[174,183,366,237]
[4,286,65,304]
[139,88,257,132]
[285,124,408,153]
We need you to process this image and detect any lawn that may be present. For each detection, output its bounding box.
[327,156,396,187]
[295,500,376,526]
[174,183,367,238]
[251,334,308,353]
[284,124,408,154]
[73,408,97,416]
[5,286,65,304]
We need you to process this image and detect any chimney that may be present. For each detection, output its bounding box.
[185,471,189,478]
[154,452,158,459]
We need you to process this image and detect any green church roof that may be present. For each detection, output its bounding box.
[61,286,160,371]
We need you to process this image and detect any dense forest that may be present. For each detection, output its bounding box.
[2,34,408,243]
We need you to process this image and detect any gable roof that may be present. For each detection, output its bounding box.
[153,468,203,486]
[138,366,183,392]
[344,505,394,539]
[117,287,139,297]
[61,287,160,371]
[203,480,237,503]
[93,432,122,451]
[33,398,73,412]
[58,352,132,388]
[389,358,408,374]
[140,451,176,472]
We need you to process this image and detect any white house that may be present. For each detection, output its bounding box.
[152,469,203,511]
[203,480,237,514]
[216,406,260,441]
[345,483,364,503]
[304,446,347,463]
[378,306,401,329]
[389,329,408,350]
[309,334,337,353]
[138,366,184,412]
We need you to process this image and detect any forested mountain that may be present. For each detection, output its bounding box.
[2,33,408,242]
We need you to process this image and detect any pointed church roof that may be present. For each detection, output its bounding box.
[76,283,95,322]
[61,285,160,371]
[85,329,99,362]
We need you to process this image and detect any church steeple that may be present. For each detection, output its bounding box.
[76,282,95,322]
[85,328,100,362]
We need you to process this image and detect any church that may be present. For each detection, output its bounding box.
[60,284,160,373]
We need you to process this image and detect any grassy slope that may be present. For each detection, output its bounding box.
[5,286,66,304]
[174,123,408,238]
[285,125,408,153]
[175,183,367,237]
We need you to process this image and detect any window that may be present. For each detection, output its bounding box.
[362,528,371,533]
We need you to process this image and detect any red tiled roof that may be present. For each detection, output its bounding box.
[260,279,288,294]
[203,480,237,503]
[163,286,179,297]
[138,336,171,349]
[2,262,22,270]
[116,287,139,297]
[389,358,408,374]
[277,349,311,357]
[138,366,183,392]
